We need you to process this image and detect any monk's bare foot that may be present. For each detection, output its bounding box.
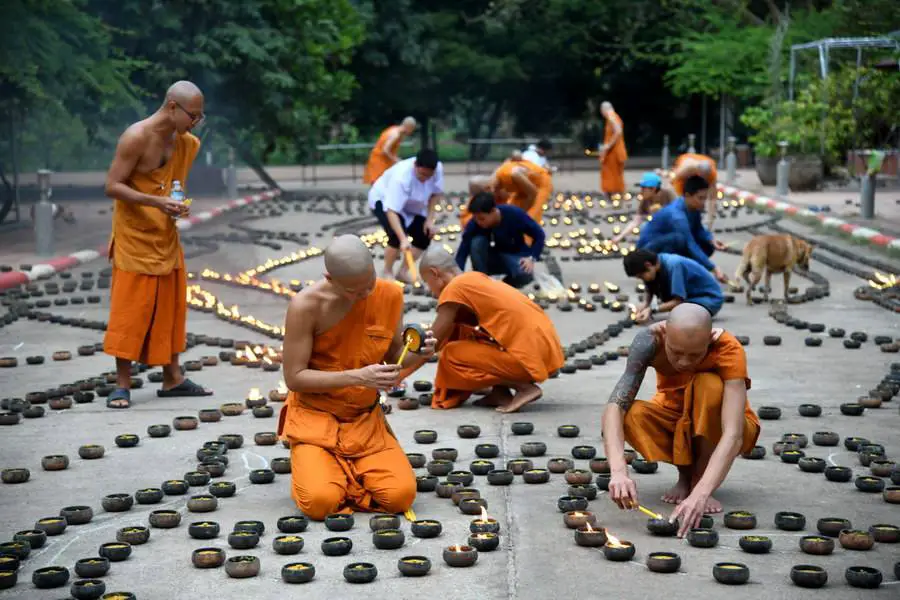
[662,478,690,505]
[474,387,512,407]
[704,496,723,513]
[496,383,542,413]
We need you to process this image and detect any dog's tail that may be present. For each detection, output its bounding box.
[734,247,752,282]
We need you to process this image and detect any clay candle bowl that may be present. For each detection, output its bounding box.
[470,512,500,534]
[324,513,354,532]
[98,542,131,562]
[511,421,534,435]
[799,535,834,555]
[370,514,401,531]
[589,457,611,474]
[42,454,69,471]
[798,404,822,417]
[70,579,106,599]
[791,565,828,588]
[448,470,475,486]
[372,529,405,550]
[228,531,259,550]
[871,460,895,477]
[647,518,679,537]
[273,535,305,555]
[74,557,110,578]
[774,511,806,531]
[487,469,514,486]
[416,475,438,492]
[738,535,772,554]
[521,441,547,457]
[114,434,140,448]
[32,566,70,588]
[548,458,574,473]
[602,538,635,561]
[798,457,827,473]
[564,510,597,529]
[254,432,277,446]
[397,556,431,577]
[742,446,765,460]
[436,480,462,499]
[757,405,781,419]
[249,469,275,484]
[14,529,47,549]
[868,524,900,543]
[414,429,438,444]
[558,495,589,513]
[208,480,235,497]
[0,541,29,560]
[457,425,481,439]
[475,443,499,458]
[844,436,870,451]
[571,445,597,460]
[411,520,442,538]
[406,453,427,468]
[824,466,852,482]
[432,447,459,461]
[459,497,488,515]
[188,521,220,539]
[840,402,864,416]
[646,552,681,574]
[574,523,607,547]
[506,459,533,475]
[687,528,719,548]
[780,449,805,464]
[558,424,580,437]
[854,476,885,493]
[78,445,105,460]
[470,460,495,476]
[523,468,551,484]
[225,555,260,579]
[148,510,181,529]
[36,517,67,536]
[565,469,593,485]
[468,532,499,552]
[817,517,851,537]
[631,458,658,474]
[282,562,316,584]
[568,484,598,500]
[192,548,226,569]
[443,544,478,567]
[428,460,454,477]
[61,505,94,525]
[271,457,291,474]
[218,433,243,449]
[845,566,882,589]
[884,487,900,503]
[838,529,874,550]
[724,511,756,530]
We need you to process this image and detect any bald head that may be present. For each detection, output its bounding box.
[165,80,203,105]
[600,101,613,116]
[669,303,712,335]
[324,235,374,279]
[665,303,713,364]
[509,150,524,161]
[419,244,458,273]
[400,116,417,134]
[469,175,492,195]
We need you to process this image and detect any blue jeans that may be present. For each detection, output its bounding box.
[469,237,533,288]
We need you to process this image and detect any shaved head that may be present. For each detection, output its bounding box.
[509,150,523,161]
[469,175,492,195]
[600,101,613,116]
[162,80,204,133]
[165,80,203,104]
[665,303,714,371]
[419,244,458,273]
[324,235,374,279]
[400,116,417,134]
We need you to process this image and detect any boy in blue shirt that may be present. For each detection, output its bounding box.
[623,249,724,322]
[455,192,545,288]
[637,175,728,283]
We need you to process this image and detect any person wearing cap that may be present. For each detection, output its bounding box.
[368,148,444,282]
[623,249,724,323]
[522,140,552,171]
[455,191,545,289]
[611,172,676,244]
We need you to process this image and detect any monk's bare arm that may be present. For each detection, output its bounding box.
[282,295,365,391]
[692,379,746,496]
[604,119,623,149]
[382,130,402,162]
[511,169,538,209]
[601,329,657,474]
[673,157,710,181]
[104,129,164,208]
[429,303,458,351]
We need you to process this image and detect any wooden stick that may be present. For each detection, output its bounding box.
[404,250,418,283]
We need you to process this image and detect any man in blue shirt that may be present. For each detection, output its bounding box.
[623,249,724,322]
[637,175,728,283]
[455,192,545,289]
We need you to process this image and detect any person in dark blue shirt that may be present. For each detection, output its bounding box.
[637,175,728,283]
[623,249,724,322]
[455,192,545,288]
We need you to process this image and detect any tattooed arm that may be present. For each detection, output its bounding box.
[602,328,658,477]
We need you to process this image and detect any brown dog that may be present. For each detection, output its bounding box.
[735,234,813,303]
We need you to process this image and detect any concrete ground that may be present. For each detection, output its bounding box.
[1,187,899,600]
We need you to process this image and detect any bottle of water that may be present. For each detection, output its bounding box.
[170,180,185,202]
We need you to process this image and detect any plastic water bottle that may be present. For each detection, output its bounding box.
[170,180,185,202]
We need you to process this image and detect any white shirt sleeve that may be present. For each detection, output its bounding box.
[382,167,411,215]
[522,149,547,169]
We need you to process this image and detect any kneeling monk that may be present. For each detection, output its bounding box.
[417,245,565,413]
[279,235,430,519]
[601,303,760,537]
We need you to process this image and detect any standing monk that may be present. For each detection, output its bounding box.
[599,101,627,197]
[102,81,212,408]
[492,156,552,233]
[600,304,761,537]
[672,153,718,229]
[414,245,565,413]
[279,235,429,519]
[362,117,417,186]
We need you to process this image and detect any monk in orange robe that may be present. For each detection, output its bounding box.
[414,245,564,413]
[458,175,494,229]
[491,157,552,228]
[601,303,760,537]
[599,101,627,197]
[279,235,431,519]
[362,117,417,185]
[673,153,718,228]
[102,81,212,408]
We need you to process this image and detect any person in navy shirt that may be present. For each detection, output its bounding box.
[637,175,728,283]
[623,249,724,322]
[455,192,545,289]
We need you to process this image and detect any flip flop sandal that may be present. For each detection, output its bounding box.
[106,388,131,409]
[156,378,213,398]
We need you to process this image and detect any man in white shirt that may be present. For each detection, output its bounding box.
[522,139,552,171]
[368,148,444,282]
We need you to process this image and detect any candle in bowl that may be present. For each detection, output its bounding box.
[470,507,500,534]
[468,532,500,552]
[245,388,266,408]
[563,510,597,530]
[602,534,635,561]
[269,380,288,402]
[574,522,607,547]
[443,544,478,567]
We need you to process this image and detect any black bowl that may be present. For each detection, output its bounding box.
[738,535,772,553]
[321,536,352,556]
[791,565,828,588]
[687,528,718,548]
[410,520,442,538]
[713,562,749,585]
[344,562,378,584]
[281,562,316,584]
[845,566,882,589]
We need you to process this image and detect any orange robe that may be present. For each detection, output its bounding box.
[432,272,565,409]
[362,126,402,185]
[103,132,200,366]
[277,280,416,520]
[624,330,760,465]
[672,153,717,196]
[494,159,551,227]
[600,110,627,194]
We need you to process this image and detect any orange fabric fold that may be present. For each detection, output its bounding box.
[494,159,552,227]
[103,264,186,366]
[673,153,718,196]
[363,126,401,185]
[432,339,532,409]
[277,279,415,518]
[623,373,760,465]
[601,110,627,194]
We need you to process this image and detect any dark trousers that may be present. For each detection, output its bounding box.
[469,236,533,289]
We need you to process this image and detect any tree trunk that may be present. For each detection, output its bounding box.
[419,115,430,148]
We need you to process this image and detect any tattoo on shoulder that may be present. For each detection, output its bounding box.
[607,329,657,411]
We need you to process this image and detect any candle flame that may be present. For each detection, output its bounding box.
[452,544,463,552]
[245,347,258,361]
[605,532,626,548]
[584,522,595,532]
[867,271,897,290]
[263,356,273,365]
[277,379,288,394]
[247,387,262,400]
[480,506,489,522]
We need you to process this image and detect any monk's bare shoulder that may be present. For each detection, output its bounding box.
[287,284,326,324]
[607,328,658,411]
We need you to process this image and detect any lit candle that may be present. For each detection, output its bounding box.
[602,532,636,561]
[470,507,500,534]
[443,544,478,567]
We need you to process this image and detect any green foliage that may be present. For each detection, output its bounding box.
[739,93,830,159]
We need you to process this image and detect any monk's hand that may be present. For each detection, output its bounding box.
[354,364,402,390]
[419,330,437,359]
[670,491,707,537]
[518,257,535,274]
[635,307,652,324]
[157,197,186,217]
[608,471,638,510]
